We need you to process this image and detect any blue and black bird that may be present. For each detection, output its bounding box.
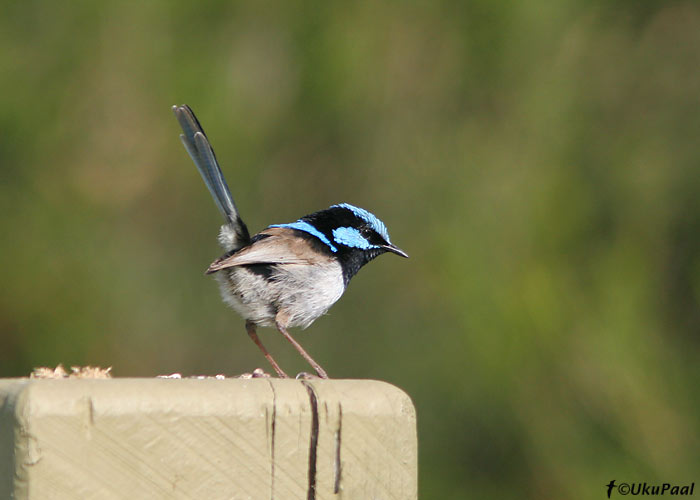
[173,105,407,379]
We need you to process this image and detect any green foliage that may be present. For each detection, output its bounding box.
[1,1,698,497]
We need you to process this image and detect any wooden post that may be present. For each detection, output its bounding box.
[0,378,417,499]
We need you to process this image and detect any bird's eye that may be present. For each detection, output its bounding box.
[360,227,372,238]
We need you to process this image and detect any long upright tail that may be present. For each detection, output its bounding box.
[172,105,250,249]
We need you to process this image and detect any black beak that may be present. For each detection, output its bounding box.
[382,243,409,258]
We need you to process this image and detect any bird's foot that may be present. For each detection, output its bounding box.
[295,372,324,380]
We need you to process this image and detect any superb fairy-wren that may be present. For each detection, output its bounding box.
[172,105,407,378]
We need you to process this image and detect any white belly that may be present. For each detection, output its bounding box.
[215,260,346,329]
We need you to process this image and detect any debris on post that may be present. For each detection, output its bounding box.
[0,378,417,499]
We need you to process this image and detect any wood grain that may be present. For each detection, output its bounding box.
[0,378,417,500]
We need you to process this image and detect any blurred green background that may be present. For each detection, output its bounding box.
[1,1,699,498]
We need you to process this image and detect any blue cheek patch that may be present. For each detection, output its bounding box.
[332,226,378,250]
[332,203,391,243]
[269,221,338,252]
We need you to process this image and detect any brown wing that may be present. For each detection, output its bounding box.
[206,227,327,274]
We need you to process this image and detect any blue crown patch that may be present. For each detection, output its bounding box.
[332,203,391,243]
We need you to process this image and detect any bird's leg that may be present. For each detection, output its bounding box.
[275,321,329,379]
[245,320,289,378]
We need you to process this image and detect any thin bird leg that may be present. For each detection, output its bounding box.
[245,321,289,378]
[275,322,329,379]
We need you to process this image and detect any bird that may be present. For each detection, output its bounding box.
[172,105,408,379]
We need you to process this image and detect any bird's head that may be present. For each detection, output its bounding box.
[270,203,407,283]
[306,203,407,256]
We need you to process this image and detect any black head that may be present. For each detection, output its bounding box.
[269,203,407,284]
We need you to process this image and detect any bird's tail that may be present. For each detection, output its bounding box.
[173,105,250,249]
